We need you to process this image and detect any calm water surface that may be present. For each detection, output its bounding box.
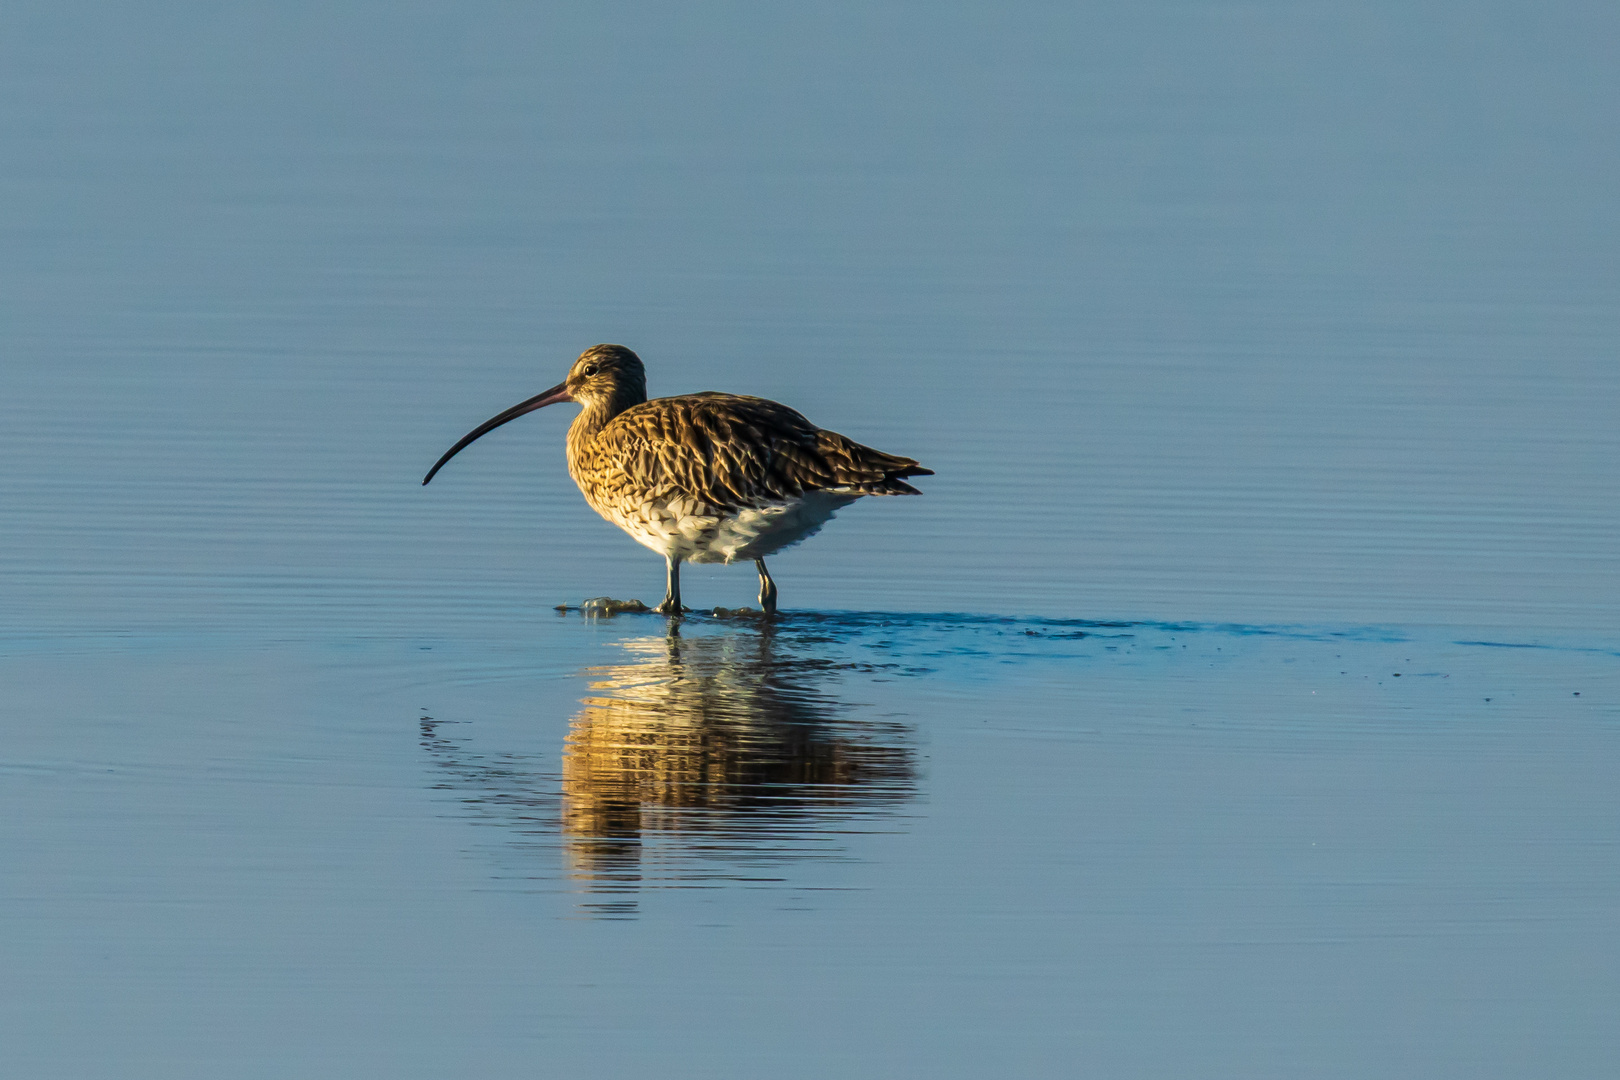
[2,1,1617,1076]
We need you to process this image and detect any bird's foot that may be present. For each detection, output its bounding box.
[653,599,689,616]
[708,605,786,620]
[571,597,650,616]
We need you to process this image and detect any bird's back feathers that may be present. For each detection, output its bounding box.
[575,393,932,513]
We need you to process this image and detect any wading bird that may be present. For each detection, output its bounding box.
[423,345,932,615]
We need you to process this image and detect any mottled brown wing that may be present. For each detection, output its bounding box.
[595,393,931,511]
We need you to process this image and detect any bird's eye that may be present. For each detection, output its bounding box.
[581,363,599,377]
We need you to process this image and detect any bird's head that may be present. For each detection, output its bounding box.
[422,344,648,485]
[564,344,647,410]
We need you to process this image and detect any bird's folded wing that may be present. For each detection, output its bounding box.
[596,394,928,511]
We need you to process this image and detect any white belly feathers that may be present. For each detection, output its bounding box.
[604,491,861,564]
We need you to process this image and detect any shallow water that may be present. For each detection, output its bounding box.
[5,615,1616,1076]
[3,1,1618,1076]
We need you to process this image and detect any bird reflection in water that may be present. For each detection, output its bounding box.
[421,621,917,918]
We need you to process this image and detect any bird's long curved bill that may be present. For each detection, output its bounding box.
[422,381,572,485]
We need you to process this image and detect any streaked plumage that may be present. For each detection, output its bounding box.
[424,344,932,615]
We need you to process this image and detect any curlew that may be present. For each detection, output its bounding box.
[423,344,932,615]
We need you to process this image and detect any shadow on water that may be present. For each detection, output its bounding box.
[420,619,918,919]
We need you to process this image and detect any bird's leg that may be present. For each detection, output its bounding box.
[656,556,685,615]
[755,558,778,616]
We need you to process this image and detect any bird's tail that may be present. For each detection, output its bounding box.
[813,431,933,496]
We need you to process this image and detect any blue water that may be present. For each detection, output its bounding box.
[3,1,1618,1076]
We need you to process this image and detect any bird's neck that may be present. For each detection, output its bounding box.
[566,385,646,458]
